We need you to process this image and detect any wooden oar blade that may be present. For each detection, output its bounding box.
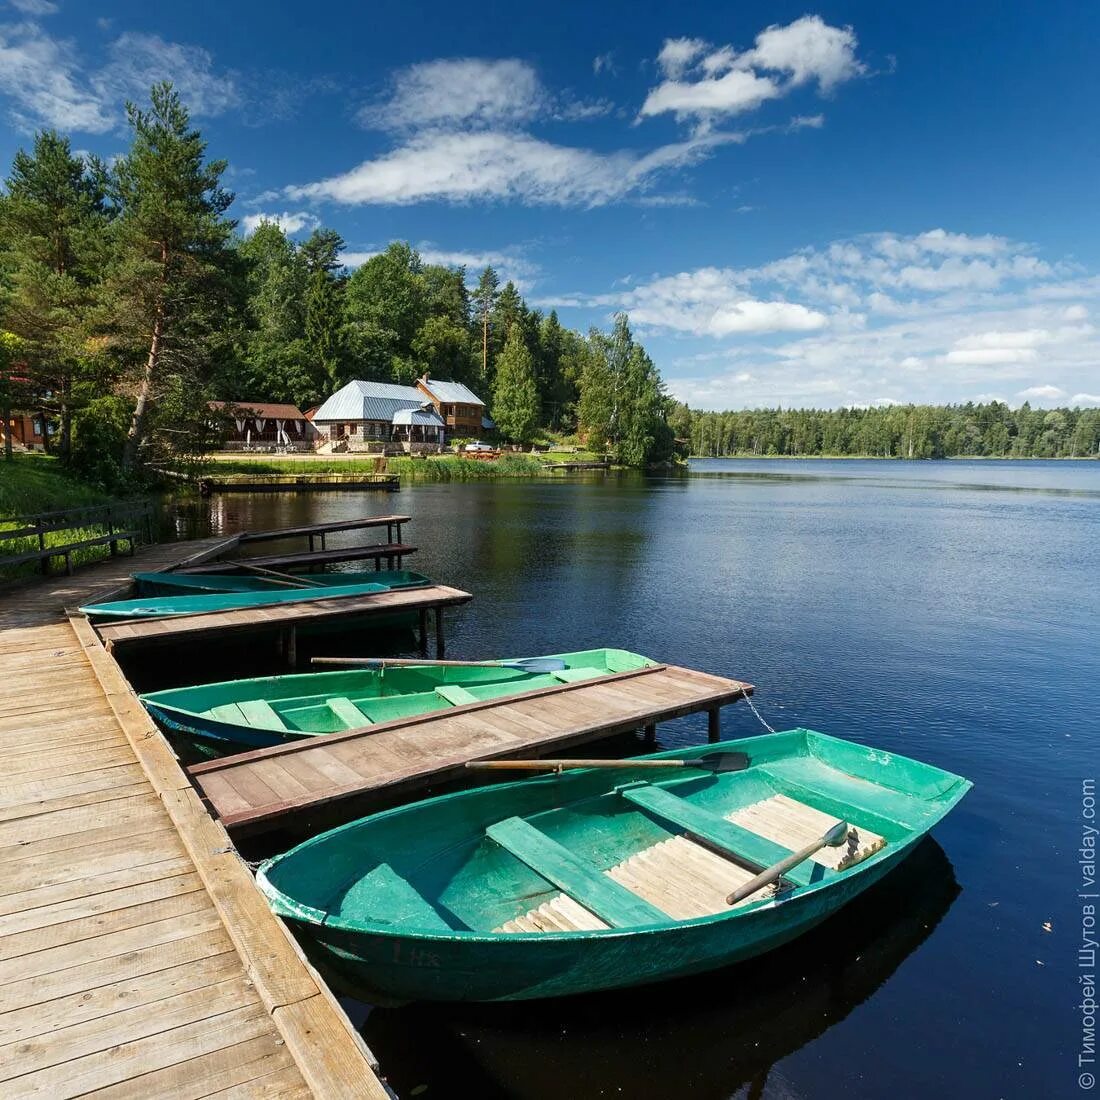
[696,751,751,773]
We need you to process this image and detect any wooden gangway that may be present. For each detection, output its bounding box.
[96,584,473,662]
[237,515,411,551]
[190,664,754,836]
[0,539,388,1098]
[181,543,418,574]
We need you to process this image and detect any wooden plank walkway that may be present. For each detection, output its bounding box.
[0,539,389,1098]
[191,664,754,835]
[238,515,411,548]
[96,584,473,653]
[181,544,418,574]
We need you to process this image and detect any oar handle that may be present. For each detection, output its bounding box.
[726,822,849,905]
[466,759,688,771]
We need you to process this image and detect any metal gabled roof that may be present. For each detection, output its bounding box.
[420,379,485,406]
[312,380,430,423]
[392,407,444,426]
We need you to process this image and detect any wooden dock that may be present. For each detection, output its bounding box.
[238,515,411,551]
[198,473,399,495]
[96,584,473,661]
[0,540,389,1098]
[190,664,753,836]
[181,543,418,574]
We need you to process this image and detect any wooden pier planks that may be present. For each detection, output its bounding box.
[95,583,473,650]
[180,543,417,574]
[0,541,388,1099]
[191,664,754,834]
[238,515,411,544]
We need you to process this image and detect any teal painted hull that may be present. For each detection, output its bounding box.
[80,578,391,619]
[141,648,657,757]
[258,730,972,1003]
[132,569,429,597]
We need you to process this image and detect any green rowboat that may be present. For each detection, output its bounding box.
[141,648,657,756]
[257,729,971,1003]
[79,578,395,620]
[131,569,430,597]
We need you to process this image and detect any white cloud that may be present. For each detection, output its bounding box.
[93,32,239,118]
[657,38,709,78]
[0,21,238,133]
[0,21,113,131]
[241,210,320,236]
[1070,393,1100,406]
[360,58,543,131]
[554,228,1100,409]
[592,52,616,76]
[286,129,738,208]
[1017,385,1067,401]
[8,0,58,14]
[341,242,538,290]
[641,16,864,124]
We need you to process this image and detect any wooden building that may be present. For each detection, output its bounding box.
[1,411,48,450]
[415,374,492,437]
[208,401,314,451]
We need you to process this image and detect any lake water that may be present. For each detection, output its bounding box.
[168,458,1100,1098]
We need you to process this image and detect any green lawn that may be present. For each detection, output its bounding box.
[0,453,109,518]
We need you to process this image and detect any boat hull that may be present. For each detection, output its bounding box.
[288,837,915,1003]
[132,569,429,596]
[258,730,971,1003]
[142,648,658,757]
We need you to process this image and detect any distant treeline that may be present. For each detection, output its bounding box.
[668,401,1100,459]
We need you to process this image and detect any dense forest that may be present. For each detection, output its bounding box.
[670,402,1100,459]
[0,83,673,485]
[1,83,1096,492]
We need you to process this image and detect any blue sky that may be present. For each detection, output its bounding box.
[1,0,1098,410]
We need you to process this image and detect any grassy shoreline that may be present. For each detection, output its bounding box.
[0,454,110,517]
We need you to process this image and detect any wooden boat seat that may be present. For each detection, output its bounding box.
[237,698,287,731]
[551,668,604,684]
[621,784,822,886]
[435,684,479,707]
[487,817,666,928]
[727,794,886,871]
[326,696,371,727]
[494,832,779,933]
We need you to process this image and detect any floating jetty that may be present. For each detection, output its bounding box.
[189,663,752,836]
[0,540,389,1097]
[198,472,399,495]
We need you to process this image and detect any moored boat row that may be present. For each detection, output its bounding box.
[108,519,972,1005]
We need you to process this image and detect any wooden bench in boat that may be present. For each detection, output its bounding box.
[494,789,887,934]
[487,816,667,928]
[620,784,824,886]
[727,793,885,871]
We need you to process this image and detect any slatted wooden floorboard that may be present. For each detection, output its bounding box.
[0,540,387,1098]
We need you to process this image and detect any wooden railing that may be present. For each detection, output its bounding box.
[0,498,159,577]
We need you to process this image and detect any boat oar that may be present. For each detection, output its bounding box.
[233,561,325,588]
[465,752,750,774]
[726,820,850,906]
[311,656,569,673]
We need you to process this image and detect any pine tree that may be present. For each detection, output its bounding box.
[491,323,539,443]
[471,265,499,391]
[106,83,235,473]
[0,131,108,461]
